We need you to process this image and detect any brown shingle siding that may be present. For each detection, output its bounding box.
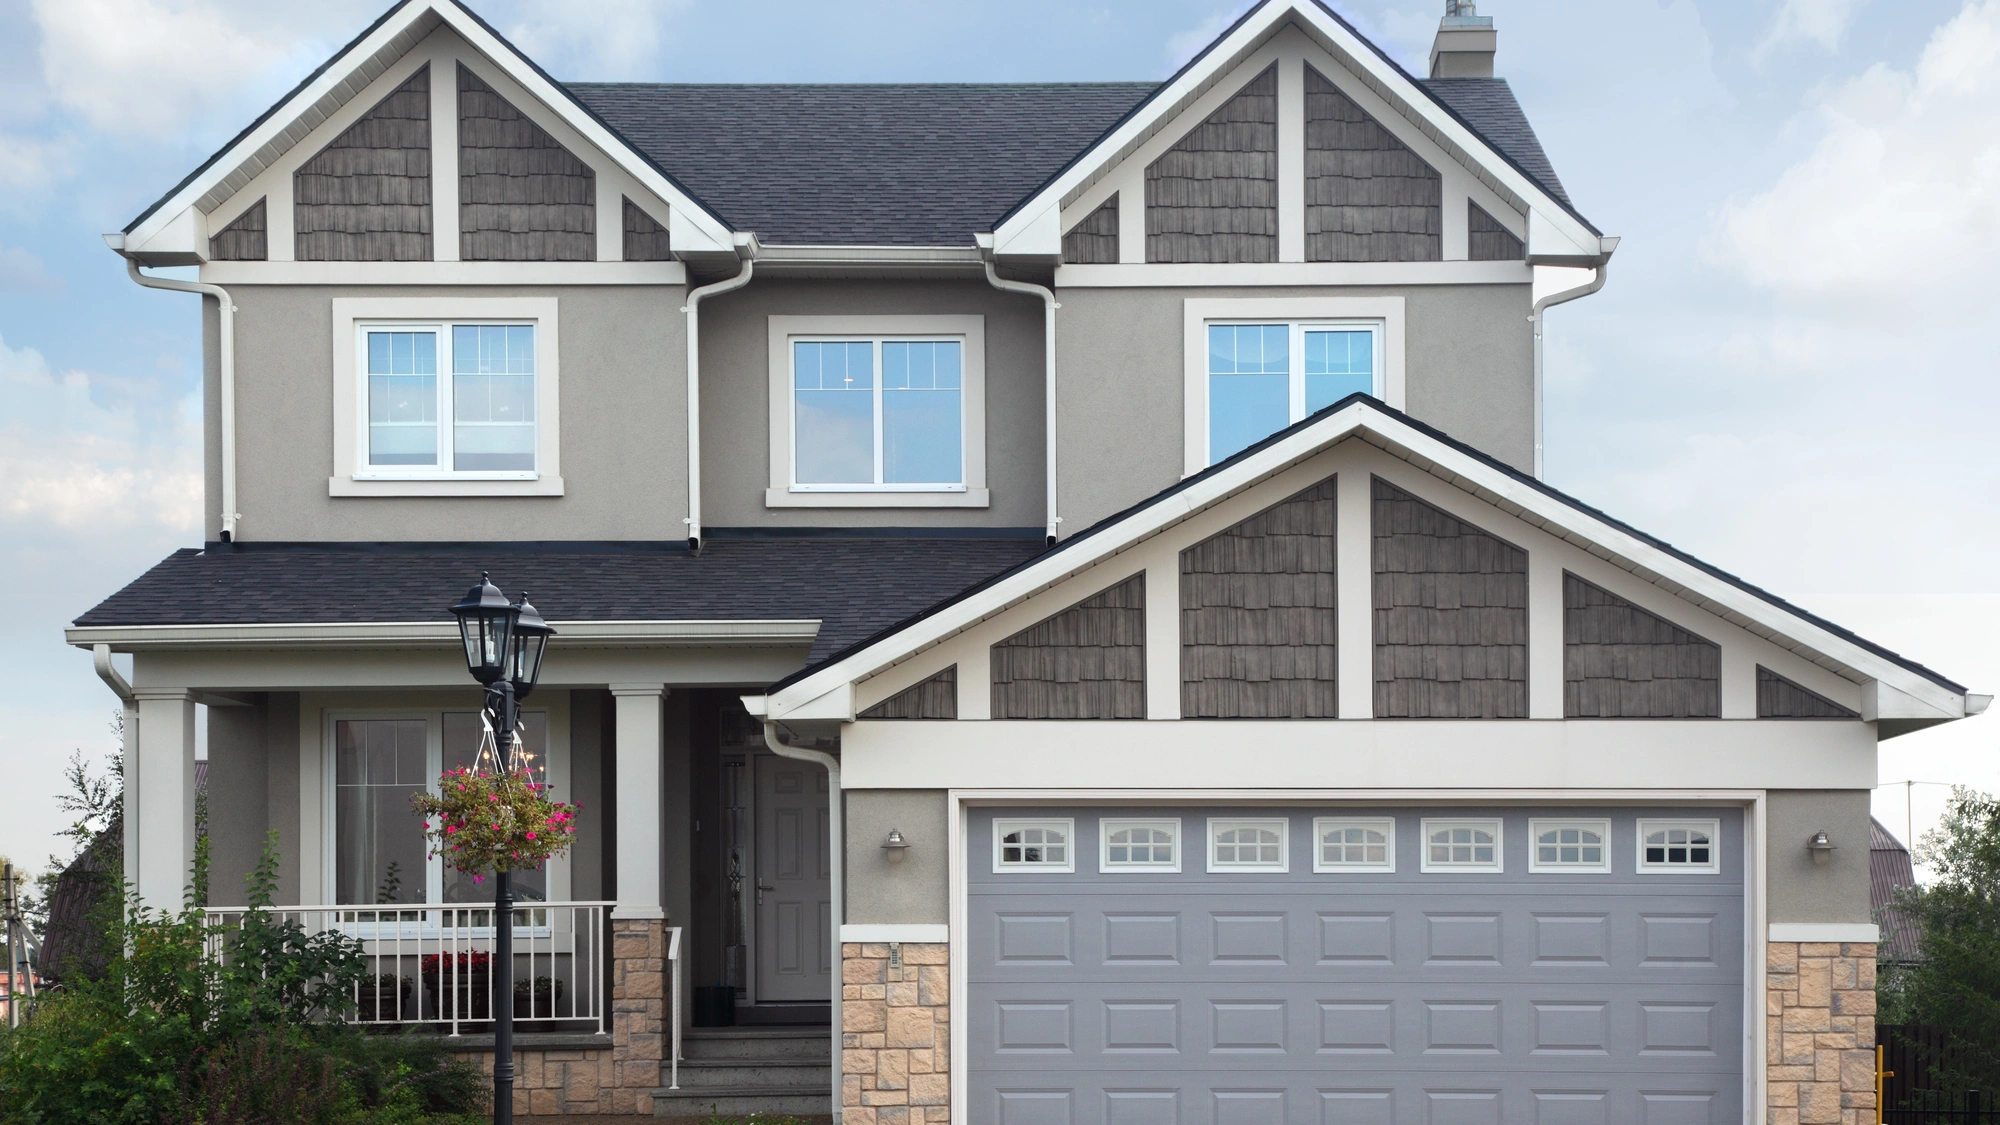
[1305,66,1441,263]
[1062,194,1118,264]
[860,666,958,720]
[458,64,596,262]
[1563,572,1720,717]
[208,197,267,261]
[621,196,671,261]
[1757,665,1859,719]
[1467,200,1523,261]
[1146,66,1277,263]
[293,66,432,261]
[991,574,1146,719]
[1180,476,1338,719]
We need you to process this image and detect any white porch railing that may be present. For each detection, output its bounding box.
[667,925,683,1089]
[202,902,611,1036]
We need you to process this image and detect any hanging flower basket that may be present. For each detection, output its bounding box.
[413,767,580,879]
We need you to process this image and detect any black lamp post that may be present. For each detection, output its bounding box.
[449,574,555,1125]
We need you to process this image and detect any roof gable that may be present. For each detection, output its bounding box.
[756,395,1972,734]
[118,0,736,263]
[989,0,1608,266]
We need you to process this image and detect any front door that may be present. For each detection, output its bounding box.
[752,753,833,1003]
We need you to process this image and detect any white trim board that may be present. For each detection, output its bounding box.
[1768,923,1879,943]
[840,924,949,943]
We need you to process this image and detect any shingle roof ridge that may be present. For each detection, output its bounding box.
[566,81,1160,90]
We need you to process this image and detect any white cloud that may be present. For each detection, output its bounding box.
[500,0,684,80]
[1755,0,1868,58]
[1163,3,1250,72]
[0,334,200,532]
[1709,0,2000,300]
[30,0,374,135]
[0,130,75,197]
[0,246,64,294]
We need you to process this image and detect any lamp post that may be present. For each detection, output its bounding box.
[450,574,555,1125]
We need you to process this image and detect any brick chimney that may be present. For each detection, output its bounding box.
[1429,0,1496,79]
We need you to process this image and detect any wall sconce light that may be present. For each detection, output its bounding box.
[1808,830,1835,865]
[883,829,910,863]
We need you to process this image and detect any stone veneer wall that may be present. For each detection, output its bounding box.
[457,917,668,1116]
[843,941,951,1125]
[1767,941,1877,1125]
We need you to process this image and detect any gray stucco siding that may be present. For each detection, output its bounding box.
[205,695,271,908]
[1052,283,1533,534]
[844,788,948,925]
[212,283,687,542]
[1765,789,1873,925]
[695,277,1048,529]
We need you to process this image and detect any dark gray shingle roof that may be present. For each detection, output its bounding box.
[567,83,1157,245]
[1420,77,1571,207]
[72,537,1046,662]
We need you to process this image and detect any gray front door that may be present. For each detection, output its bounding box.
[753,753,833,1003]
[968,806,1745,1125]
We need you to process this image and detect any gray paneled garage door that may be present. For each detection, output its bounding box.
[967,807,1744,1125]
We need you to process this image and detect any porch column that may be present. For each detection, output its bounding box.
[132,689,197,911]
[609,684,665,919]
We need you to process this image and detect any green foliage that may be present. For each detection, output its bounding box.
[0,834,485,1124]
[1879,786,2000,1100]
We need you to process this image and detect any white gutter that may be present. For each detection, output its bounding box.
[761,721,843,1123]
[126,260,240,540]
[1528,240,1617,479]
[67,618,821,652]
[93,644,139,913]
[681,256,756,549]
[983,262,1060,543]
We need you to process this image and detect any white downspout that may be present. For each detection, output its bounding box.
[126,260,239,541]
[92,645,138,908]
[681,258,755,550]
[983,262,1060,544]
[762,721,843,1122]
[1529,259,1609,480]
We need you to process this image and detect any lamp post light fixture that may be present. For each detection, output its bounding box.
[448,573,556,1125]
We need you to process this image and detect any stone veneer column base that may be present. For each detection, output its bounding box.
[843,941,951,1125]
[450,917,668,1117]
[1767,941,1877,1125]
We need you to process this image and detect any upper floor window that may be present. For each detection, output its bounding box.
[767,315,990,508]
[362,322,537,476]
[1206,321,1380,462]
[794,338,962,487]
[332,298,562,498]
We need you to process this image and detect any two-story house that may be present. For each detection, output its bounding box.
[74,0,1984,1121]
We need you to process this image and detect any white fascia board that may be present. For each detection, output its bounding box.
[1862,681,1960,723]
[770,399,1966,719]
[991,0,1601,259]
[769,682,856,723]
[127,206,209,266]
[67,619,820,652]
[1526,208,1612,266]
[992,201,1061,260]
[127,0,735,254]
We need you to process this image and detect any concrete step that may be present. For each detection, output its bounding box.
[668,1057,830,1090]
[650,1085,833,1118]
[680,1025,833,1061]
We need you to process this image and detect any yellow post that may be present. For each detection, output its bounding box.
[1875,1043,1893,1125]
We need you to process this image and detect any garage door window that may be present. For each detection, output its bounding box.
[994,819,1073,872]
[1314,817,1394,872]
[1421,818,1502,872]
[1529,819,1611,873]
[1102,819,1180,871]
[1638,819,1720,873]
[1208,818,1288,872]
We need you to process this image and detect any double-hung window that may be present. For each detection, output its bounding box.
[1205,321,1382,463]
[360,322,539,478]
[792,338,964,489]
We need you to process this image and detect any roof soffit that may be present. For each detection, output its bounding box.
[124,0,734,254]
[993,0,1603,258]
[763,399,1966,721]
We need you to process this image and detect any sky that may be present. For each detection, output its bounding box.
[0,0,1995,882]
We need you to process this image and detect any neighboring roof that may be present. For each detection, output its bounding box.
[71,537,1045,662]
[568,83,1156,246]
[1421,78,1570,207]
[765,394,1964,699]
[1871,818,1923,962]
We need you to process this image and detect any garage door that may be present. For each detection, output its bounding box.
[967,806,1744,1125]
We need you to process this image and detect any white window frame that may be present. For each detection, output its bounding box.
[1182,297,1405,474]
[1312,816,1396,873]
[1528,818,1613,874]
[1419,817,1504,873]
[1206,817,1290,873]
[1636,818,1722,875]
[767,314,988,507]
[1099,817,1182,872]
[992,818,1075,873]
[331,298,562,496]
[318,703,570,929]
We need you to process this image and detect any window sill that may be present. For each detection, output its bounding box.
[764,487,989,509]
[330,476,565,498]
